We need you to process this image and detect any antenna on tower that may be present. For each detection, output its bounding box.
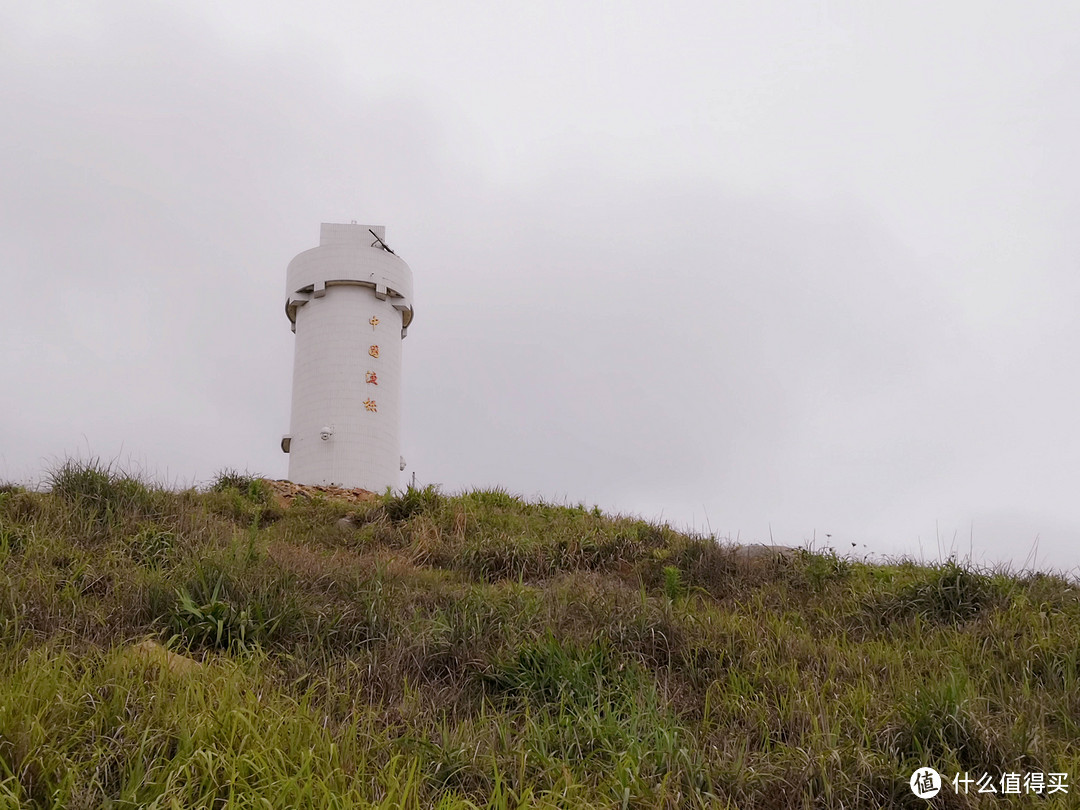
[369,229,396,255]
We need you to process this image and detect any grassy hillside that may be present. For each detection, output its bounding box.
[0,461,1077,809]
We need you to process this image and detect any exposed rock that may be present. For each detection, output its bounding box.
[732,544,800,562]
[127,640,202,675]
[261,479,378,509]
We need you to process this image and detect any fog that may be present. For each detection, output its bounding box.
[2,1,1078,573]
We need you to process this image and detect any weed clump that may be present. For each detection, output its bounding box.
[482,633,631,708]
[463,487,518,510]
[48,458,164,528]
[889,674,1017,775]
[210,468,272,502]
[799,549,852,589]
[0,526,28,555]
[127,524,177,567]
[382,484,442,522]
[869,559,1005,626]
[166,562,299,653]
[204,468,282,526]
[662,564,686,601]
[0,487,38,524]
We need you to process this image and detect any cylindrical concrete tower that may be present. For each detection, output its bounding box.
[281,222,414,490]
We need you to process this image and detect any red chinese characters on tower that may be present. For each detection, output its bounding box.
[364,318,380,410]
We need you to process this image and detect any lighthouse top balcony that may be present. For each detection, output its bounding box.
[285,222,414,331]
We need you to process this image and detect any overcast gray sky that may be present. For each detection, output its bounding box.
[3,1,1078,573]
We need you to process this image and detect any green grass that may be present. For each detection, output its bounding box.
[0,460,1077,808]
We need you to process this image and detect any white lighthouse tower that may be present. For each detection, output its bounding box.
[281,222,414,491]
